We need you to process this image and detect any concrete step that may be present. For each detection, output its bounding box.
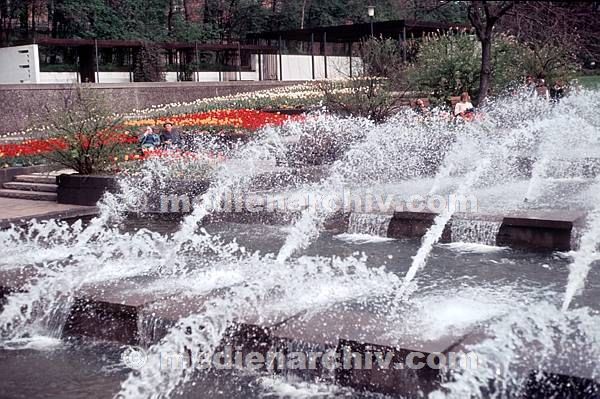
[13,174,56,184]
[0,189,57,201]
[3,182,57,192]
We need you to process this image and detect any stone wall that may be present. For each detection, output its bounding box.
[0,81,303,134]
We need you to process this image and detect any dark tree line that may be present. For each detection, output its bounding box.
[0,0,469,45]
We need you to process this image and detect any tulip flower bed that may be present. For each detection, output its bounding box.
[121,82,321,123]
[0,132,139,168]
[1,108,301,169]
[2,83,319,143]
[125,109,301,130]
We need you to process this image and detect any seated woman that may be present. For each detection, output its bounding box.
[139,126,160,149]
[414,99,430,116]
[454,92,474,120]
[160,122,182,148]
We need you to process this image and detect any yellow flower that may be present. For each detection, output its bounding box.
[124,155,129,161]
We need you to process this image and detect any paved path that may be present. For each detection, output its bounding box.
[0,197,98,229]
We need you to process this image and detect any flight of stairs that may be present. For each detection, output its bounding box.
[0,173,58,201]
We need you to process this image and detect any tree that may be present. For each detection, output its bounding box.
[320,37,409,122]
[466,1,514,105]
[37,85,132,175]
[408,32,527,104]
[133,43,166,82]
[499,2,599,74]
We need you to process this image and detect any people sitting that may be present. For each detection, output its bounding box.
[139,126,160,149]
[535,78,550,101]
[414,99,430,116]
[550,80,565,103]
[525,75,536,95]
[454,92,474,120]
[160,122,182,148]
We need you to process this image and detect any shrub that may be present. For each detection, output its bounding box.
[37,85,136,174]
[407,32,526,104]
[519,40,580,84]
[320,37,409,122]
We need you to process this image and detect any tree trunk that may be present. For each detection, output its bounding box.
[478,35,492,105]
[167,0,173,33]
[31,0,36,38]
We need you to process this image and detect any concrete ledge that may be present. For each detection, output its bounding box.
[497,211,585,251]
[4,272,597,397]
[388,211,451,242]
[0,165,56,185]
[62,278,174,345]
[0,202,99,229]
[0,81,306,90]
[56,174,117,206]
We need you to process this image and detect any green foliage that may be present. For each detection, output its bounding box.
[320,37,408,122]
[360,37,404,79]
[37,85,131,175]
[3,0,470,46]
[519,41,580,85]
[134,44,166,82]
[407,32,527,104]
[320,78,399,122]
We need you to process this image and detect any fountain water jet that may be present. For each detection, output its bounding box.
[562,180,600,311]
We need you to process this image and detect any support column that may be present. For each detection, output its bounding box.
[402,26,407,63]
[94,39,100,83]
[195,41,200,82]
[258,51,262,81]
[238,42,242,81]
[278,35,283,81]
[129,48,133,82]
[311,32,315,80]
[323,31,328,79]
[348,42,352,78]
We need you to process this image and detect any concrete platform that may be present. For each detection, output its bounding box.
[62,278,173,345]
[196,207,587,251]
[0,197,98,229]
[3,271,598,397]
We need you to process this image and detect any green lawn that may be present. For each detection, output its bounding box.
[577,74,600,88]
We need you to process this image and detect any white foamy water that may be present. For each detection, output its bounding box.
[440,242,508,253]
[334,232,395,244]
[450,218,502,246]
[562,180,600,311]
[346,213,393,236]
[0,91,599,399]
[258,376,349,398]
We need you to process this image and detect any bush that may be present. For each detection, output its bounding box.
[407,32,579,104]
[320,37,408,122]
[408,32,527,104]
[37,85,136,174]
[519,40,580,84]
[319,78,399,123]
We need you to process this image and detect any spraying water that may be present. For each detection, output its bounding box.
[0,90,599,399]
[562,180,600,311]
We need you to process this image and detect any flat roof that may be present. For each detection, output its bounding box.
[18,37,277,52]
[249,19,468,42]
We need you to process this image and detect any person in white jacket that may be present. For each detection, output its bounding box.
[454,92,474,118]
